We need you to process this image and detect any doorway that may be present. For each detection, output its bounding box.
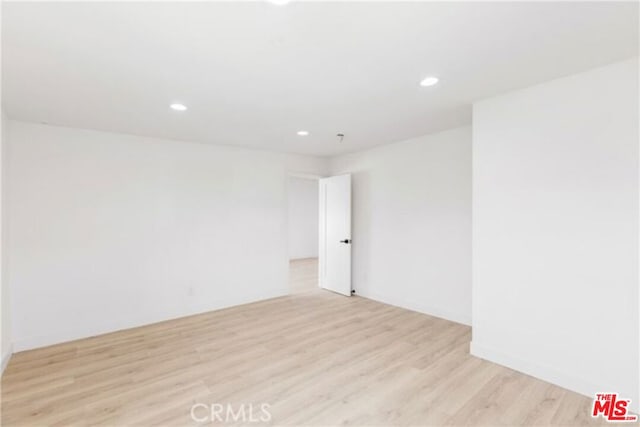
[287,175,320,294]
[287,173,352,295]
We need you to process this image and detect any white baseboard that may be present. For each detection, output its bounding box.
[1,344,13,375]
[356,289,471,326]
[470,341,639,413]
[289,255,319,261]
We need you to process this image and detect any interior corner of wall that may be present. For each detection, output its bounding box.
[1,343,13,376]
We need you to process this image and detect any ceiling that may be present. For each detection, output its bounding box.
[2,1,638,157]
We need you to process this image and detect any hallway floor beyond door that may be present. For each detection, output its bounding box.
[289,257,318,294]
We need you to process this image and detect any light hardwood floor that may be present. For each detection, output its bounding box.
[289,258,319,294]
[2,266,606,426]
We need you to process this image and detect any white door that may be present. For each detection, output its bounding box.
[319,174,352,296]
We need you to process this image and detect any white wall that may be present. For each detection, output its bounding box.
[330,127,472,325]
[6,121,328,351]
[0,0,12,372]
[1,112,11,373]
[287,177,319,260]
[472,58,639,408]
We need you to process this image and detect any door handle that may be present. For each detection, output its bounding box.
[340,239,351,244]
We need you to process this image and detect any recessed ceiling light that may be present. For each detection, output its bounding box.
[267,0,292,5]
[420,76,439,87]
[297,131,309,136]
[170,103,187,111]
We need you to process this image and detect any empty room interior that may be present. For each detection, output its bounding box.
[0,1,639,426]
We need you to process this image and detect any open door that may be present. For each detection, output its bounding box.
[319,174,352,296]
